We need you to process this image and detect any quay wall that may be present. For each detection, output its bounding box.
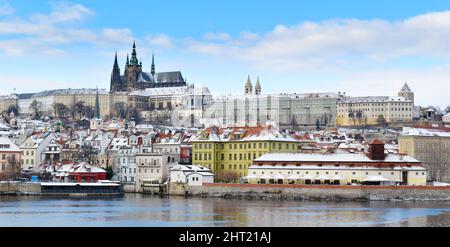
[0,182,41,195]
[170,183,450,201]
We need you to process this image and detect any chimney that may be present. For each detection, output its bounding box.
[367,139,386,160]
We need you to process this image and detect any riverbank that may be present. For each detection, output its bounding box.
[0,182,123,197]
[170,183,450,201]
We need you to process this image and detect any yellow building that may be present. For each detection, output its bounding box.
[247,141,427,186]
[191,125,299,181]
[336,83,414,126]
[399,127,450,182]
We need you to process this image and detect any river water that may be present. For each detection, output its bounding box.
[1,194,450,227]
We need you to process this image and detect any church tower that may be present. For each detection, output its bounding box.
[124,41,143,90]
[110,52,122,92]
[398,82,414,102]
[255,76,262,95]
[245,75,253,95]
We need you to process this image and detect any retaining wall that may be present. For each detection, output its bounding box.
[0,182,41,195]
[173,183,450,201]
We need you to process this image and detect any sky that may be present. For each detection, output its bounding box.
[1,0,450,107]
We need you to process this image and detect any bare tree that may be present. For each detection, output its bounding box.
[356,110,363,125]
[216,171,239,183]
[377,114,387,128]
[82,105,95,119]
[6,105,18,115]
[445,105,450,114]
[29,100,42,119]
[53,103,70,118]
[72,101,85,120]
[113,102,127,119]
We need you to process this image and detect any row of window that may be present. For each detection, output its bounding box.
[254,171,426,176]
[22,150,35,156]
[1,154,16,160]
[120,167,160,174]
[194,142,296,150]
[194,152,264,161]
[21,159,35,165]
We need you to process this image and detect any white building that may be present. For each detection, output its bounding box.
[170,164,214,186]
[202,77,337,129]
[19,132,57,171]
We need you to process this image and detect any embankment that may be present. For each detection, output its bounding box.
[170,183,450,201]
[0,182,41,195]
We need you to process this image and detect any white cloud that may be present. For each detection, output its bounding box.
[145,34,173,49]
[186,11,450,71]
[0,2,135,56]
[0,0,13,16]
[31,1,94,24]
[203,32,231,41]
[101,28,134,45]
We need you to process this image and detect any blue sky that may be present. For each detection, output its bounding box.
[1,0,450,107]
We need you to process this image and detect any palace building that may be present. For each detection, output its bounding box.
[247,140,427,186]
[336,83,415,126]
[191,125,300,180]
[110,42,187,92]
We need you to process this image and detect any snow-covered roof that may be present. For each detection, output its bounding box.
[339,96,411,104]
[171,164,214,176]
[254,152,420,163]
[401,127,450,137]
[0,137,21,152]
[55,162,106,174]
[192,126,297,143]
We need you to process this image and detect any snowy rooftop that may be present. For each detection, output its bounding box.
[339,96,411,104]
[254,152,420,163]
[0,137,21,152]
[192,126,297,143]
[401,127,450,137]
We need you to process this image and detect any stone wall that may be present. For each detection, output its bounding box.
[174,183,450,201]
[0,182,41,195]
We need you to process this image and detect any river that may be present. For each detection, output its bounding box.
[1,194,450,227]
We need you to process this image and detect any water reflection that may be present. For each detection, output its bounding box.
[1,195,450,227]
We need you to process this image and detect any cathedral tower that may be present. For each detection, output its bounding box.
[124,41,143,90]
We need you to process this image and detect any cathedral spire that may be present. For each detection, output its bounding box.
[151,53,155,76]
[110,52,121,92]
[94,86,100,119]
[126,54,129,66]
[130,40,139,65]
[113,52,119,69]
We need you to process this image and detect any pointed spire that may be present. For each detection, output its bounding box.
[95,86,100,119]
[151,52,155,76]
[113,52,119,69]
[255,76,261,95]
[130,40,139,65]
[126,54,129,66]
[401,82,412,92]
[245,75,253,95]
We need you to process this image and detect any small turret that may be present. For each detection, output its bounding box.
[398,82,414,102]
[245,75,253,95]
[255,76,262,95]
